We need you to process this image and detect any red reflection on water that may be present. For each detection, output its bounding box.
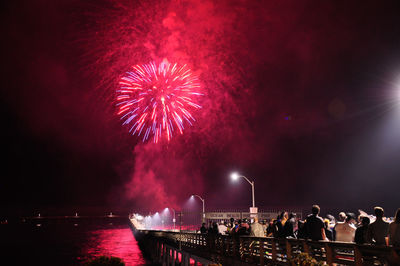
[82,228,146,266]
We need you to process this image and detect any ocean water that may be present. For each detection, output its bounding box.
[0,217,149,265]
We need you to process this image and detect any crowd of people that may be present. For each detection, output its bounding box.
[198,205,400,247]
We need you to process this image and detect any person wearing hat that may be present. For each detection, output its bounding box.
[335,213,356,242]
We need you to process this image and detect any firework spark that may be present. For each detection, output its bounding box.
[116,60,202,143]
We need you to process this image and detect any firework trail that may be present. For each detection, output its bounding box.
[116,60,203,143]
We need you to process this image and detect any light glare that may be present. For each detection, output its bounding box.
[231,172,239,180]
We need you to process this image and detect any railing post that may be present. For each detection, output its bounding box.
[391,249,400,265]
[233,236,237,257]
[286,240,292,260]
[166,246,170,266]
[159,242,163,263]
[240,237,244,259]
[271,238,277,261]
[303,240,310,254]
[175,250,180,265]
[222,236,226,256]
[157,241,161,262]
[184,253,190,266]
[324,242,333,265]
[354,246,363,266]
[259,239,265,266]
[162,244,166,266]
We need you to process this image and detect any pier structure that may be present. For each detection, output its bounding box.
[129,217,400,265]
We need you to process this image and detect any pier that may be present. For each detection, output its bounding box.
[129,220,400,265]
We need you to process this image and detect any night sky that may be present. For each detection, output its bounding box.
[1,0,400,217]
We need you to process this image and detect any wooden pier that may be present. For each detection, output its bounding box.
[131,227,400,265]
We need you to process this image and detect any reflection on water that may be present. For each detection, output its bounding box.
[0,217,148,265]
[82,227,146,265]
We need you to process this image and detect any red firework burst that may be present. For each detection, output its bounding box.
[116,60,203,143]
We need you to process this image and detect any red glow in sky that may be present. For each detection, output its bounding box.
[2,0,400,214]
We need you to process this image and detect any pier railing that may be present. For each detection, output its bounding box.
[133,229,400,265]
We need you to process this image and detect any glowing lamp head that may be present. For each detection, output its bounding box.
[231,172,240,181]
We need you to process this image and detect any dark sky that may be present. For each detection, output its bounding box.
[1,0,400,217]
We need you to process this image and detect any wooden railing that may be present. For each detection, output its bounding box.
[134,229,400,265]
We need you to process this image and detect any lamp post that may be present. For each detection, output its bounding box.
[191,194,205,223]
[167,207,176,230]
[231,172,256,210]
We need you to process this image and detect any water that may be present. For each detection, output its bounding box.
[0,217,148,265]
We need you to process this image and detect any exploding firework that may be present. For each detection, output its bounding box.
[116,60,203,143]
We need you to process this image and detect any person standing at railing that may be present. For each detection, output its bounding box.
[226,219,235,235]
[338,212,347,222]
[367,206,389,246]
[267,217,279,237]
[236,218,250,236]
[200,223,207,234]
[354,216,370,244]
[208,222,218,235]
[228,218,235,229]
[250,216,265,237]
[218,220,227,235]
[296,220,307,239]
[323,219,333,241]
[283,213,297,238]
[388,208,400,247]
[261,219,268,236]
[304,205,327,241]
[335,213,356,242]
[276,212,288,238]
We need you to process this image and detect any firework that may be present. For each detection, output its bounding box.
[116,60,202,143]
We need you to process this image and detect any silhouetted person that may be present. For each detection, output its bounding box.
[324,219,333,241]
[276,212,288,238]
[266,220,276,237]
[354,216,370,244]
[237,218,250,236]
[230,219,239,235]
[389,208,400,247]
[206,222,218,250]
[200,223,207,234]
[208,222,218,235]
[229,217,235,228]
[283,213,296,238]
[367,206,389,246]
[326,214,336,240]
[233,219,241,235]
[296,220,307,239]
[304,205,327,241]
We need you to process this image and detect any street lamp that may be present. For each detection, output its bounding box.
[230,172,256,208]
[166,207,176,230]
[191,194,205,222]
